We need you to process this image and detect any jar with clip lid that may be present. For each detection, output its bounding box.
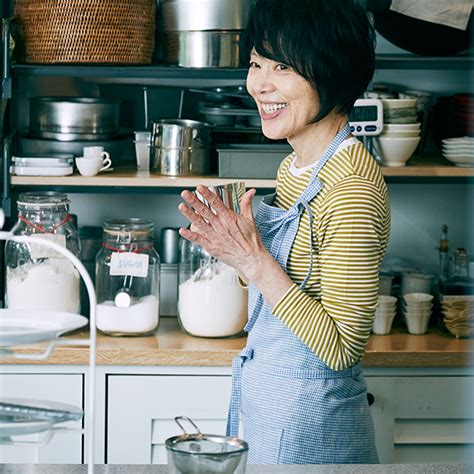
[5,191,81,313]
[95,218,160,336]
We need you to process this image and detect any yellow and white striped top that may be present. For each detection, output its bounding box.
[271,138,390,370]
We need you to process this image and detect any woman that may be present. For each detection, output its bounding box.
[178,0,390,464]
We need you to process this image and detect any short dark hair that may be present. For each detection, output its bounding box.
[241,0,376,122]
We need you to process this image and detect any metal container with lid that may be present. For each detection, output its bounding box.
[29,97,121,140]
[166,416,248,473]
[95,218,160,336]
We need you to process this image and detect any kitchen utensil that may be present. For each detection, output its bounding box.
[75,155,112,177]
[194,181,246,214]
[11,154,74,176]
[83,146,110,161]
[159,0,250,31]
[0,310,88,347]
[161,31,242,68]
[160,228,181,264]
[114,275,135,308]
[28,97,121,139]
[0,398,83,423]
[152,147,211,176]
[166,416,248,474]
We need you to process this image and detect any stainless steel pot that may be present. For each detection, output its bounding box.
[151,146,211,175]
[160,0,251,31]
[166,416,248,474]
[29,97,121,140]
[151,119,212,149]
[161,31,242,68]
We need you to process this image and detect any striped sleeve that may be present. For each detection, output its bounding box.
[272,176,388,370]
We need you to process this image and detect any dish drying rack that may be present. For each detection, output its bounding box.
[0,224,97,474]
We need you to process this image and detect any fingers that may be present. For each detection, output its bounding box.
[240,189,256,218]
[196,185,232,217]
[178,202,213,235]
[179,226,211,248]
[181,189,216,223]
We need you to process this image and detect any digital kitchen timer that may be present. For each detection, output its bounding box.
[349,98,383,136]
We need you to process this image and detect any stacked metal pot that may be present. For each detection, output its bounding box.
[150,119,212,175]
[158,0,251,67]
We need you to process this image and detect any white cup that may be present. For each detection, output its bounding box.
[76,155,112,176]
[83,146,111,161]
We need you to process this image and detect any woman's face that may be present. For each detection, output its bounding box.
[246,50,320,141]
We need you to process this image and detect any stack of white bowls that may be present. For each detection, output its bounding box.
[402,293,433,335]
[372,295,398,335]
[441,137,474,167]
[374,99,421,167]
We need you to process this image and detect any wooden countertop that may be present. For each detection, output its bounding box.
[1,317,473,367]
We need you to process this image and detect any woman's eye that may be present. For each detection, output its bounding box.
[249,61,260,69]
[276,64,289,71]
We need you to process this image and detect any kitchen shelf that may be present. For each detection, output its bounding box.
[8,157,474,190]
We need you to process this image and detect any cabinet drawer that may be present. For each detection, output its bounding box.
[107,375,232,464]
[0,373,83,464]
[367,376,474,464]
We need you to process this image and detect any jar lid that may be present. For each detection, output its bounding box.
[104,218,154,241]
[17,191,70,210]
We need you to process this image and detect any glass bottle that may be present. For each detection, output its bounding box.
[442,248,474,296]
[95,218,160,336]
[178,239,248,338]
[5,191,81,313]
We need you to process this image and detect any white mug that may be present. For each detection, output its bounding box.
[76,155,112,177]
[83,146,110,162]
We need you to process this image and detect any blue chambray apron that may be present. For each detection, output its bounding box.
[226,123,379,464]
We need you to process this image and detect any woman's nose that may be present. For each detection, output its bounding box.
[247,70,276,97]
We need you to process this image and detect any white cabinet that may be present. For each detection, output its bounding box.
[107,375,232,464]
[0,373,83,464]
[367,376,474,464]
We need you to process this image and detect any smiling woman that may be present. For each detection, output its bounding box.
[178,0,390,466]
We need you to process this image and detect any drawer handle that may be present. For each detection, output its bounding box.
[367,393,375,406]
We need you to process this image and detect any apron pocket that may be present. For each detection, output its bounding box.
[243,412,283,464]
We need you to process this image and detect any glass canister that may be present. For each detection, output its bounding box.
[5,191,81,313]
[95,218,160,336]
[178,239,248,338]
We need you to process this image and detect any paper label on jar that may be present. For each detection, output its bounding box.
[110,252,149,278]
[29,234,67,260]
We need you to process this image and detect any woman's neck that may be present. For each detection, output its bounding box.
[289,112,349,168]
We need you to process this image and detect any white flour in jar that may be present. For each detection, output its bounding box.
[178,262,248,337]
[7,259,80,313]
[96,295,159,334]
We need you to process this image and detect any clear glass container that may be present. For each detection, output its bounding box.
[178,239,247,338]
[5,191,81,313]
[95,218,160,336]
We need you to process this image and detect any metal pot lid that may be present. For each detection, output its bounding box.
[165,416,248,455]
[28,96,120,105]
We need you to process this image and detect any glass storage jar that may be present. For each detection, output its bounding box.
[5,191,81,313]
[95,218,160,336]
[178,239,247,338]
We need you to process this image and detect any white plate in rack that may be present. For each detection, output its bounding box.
[0,310,88,347]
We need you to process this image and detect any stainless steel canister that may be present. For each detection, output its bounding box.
[161,31,242,68]
[160,0,251,31]
[150,119,212,175]
[194,182,246,214]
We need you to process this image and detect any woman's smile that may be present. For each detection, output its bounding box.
[260,102,289,120]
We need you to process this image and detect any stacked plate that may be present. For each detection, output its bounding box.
[442,137,474,167]
[372,295,397,335]
[441,295,474,338]
[402,293,433,335]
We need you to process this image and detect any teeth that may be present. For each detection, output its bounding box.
[262,103,288,113]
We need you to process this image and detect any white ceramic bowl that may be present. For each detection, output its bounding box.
[442,154,474,167]
[404,292,434,304]
[372,312,396,335]
[382,98,417,110]
[374,136,421,167]
[382,130,420,138]
[405,312,431,335]
[384,123,421,131]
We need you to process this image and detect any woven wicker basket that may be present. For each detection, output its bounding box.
[14,0,156,64]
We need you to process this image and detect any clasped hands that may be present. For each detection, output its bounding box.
[178,185,268,283]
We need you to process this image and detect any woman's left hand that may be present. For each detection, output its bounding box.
[178,185,268,281]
